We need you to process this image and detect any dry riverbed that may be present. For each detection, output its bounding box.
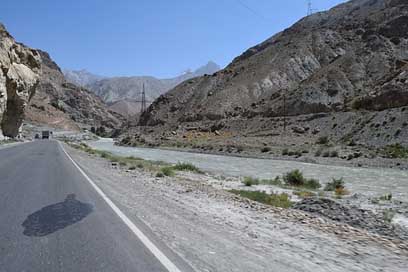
[65,143,408,272]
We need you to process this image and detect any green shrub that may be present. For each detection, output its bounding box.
[242,177,260,186]
[283,169,305,186]
[261,147,271,153]
[156,172,165,178]
[283,170,321,189]
[382,144,408,159]
[160,167,175,177]
[324,178,345,191]
[304,178,321,190]
[129,166,136,170]
[379,193,393,201]
[230,190,293,208]
[282,148,289,156]
[119,161,127,166]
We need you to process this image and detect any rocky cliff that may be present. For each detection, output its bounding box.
[141,0,408,128]
[0,23,41,137]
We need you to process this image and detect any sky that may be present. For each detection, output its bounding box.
[1,0,346,78]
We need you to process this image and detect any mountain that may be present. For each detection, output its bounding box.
[0,23,121,137]
[63,62,220,116]
[26,51,123,132]
[0,23,41,138]
[63,69,105,87]
[138,0,408,148]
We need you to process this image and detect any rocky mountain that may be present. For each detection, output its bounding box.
[26,50,123,131]
[0,23,41,138]
[138,0,408,148]
[64,62,220,107]
[63,69,105,87]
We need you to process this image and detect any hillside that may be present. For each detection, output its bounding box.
[135,0,408,152]
[26,51,123,131]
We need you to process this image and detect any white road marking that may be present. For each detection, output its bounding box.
[59,142,182,272]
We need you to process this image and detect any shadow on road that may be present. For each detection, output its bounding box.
[22,194,93,237]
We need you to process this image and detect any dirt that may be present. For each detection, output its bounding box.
[66,143,408,272]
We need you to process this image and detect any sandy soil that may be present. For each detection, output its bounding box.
[66,144,408,272]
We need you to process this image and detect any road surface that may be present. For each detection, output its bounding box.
[0,140,191,272]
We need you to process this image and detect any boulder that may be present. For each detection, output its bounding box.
[292,126,306,134]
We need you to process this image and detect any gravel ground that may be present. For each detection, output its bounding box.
[66,144,408,272]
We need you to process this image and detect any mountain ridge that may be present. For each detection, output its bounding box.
[132,0,408,150]
[64,61,220,104]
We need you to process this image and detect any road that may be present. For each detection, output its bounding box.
[0,140,190,272]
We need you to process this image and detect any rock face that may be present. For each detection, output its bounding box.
[64,62,220,117]
[0,23,41,137]
[140,0,408,132]
[26,51,123,131]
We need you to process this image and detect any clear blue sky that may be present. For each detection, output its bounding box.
[1,0,345,78]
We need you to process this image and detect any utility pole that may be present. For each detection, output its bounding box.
[307,0,313,16]
[283,92,287,134]
[141,83,147,115]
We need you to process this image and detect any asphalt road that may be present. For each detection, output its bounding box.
[0,140,190,272]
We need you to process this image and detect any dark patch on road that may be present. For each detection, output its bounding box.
[22,194,93,237]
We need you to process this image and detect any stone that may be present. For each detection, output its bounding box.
[292,126,306,134]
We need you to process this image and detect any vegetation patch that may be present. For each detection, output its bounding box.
[283,169,321,190]
[293,190,317,198]
[259,177,284,187]
[68,142,165,171]
[381,143,408,159]
[324,177,346,191]
[159,167,175,177]
[0,139,17,145]
[242,176,260,186]
[380,193,393,201]
[230,190,293,208]
[172,162,203,173]
[334,187,350,198]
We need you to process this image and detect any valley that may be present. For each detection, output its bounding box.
[1,0,408,271]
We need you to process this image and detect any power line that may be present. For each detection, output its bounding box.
[233,0,268,21]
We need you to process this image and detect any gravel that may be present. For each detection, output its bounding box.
[65,144,408,272]
[293,198,408,240]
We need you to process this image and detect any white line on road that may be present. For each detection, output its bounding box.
[59,142,182,272]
